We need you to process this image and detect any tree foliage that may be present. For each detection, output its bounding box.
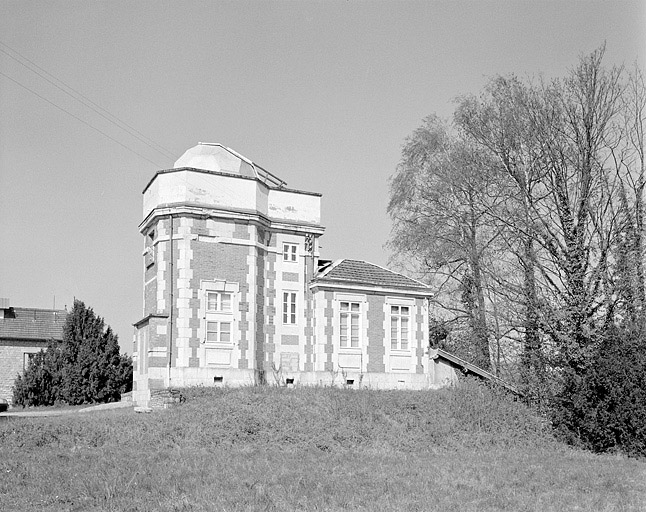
[389,46,646,456]
[12,300,132,407]
[551,322,646,457]
[388,115,502,369]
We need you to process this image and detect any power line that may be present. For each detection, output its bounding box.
[0,40,177,163]
[0,40,177,162]
[0,70,165,168]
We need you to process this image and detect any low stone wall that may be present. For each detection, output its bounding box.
[149,388,184,409]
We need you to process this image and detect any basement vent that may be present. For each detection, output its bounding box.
[346,379,354,386]
[286,378,294,385]
[214,376,223,383]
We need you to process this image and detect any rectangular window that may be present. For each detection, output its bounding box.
[340,301,361,348]
[23,352,36,370]
[206,292,232,312]
[202,282,238,346]
[145,230,156,268]
[283,292,297,324]
[206,321,231,343]
[390,305,410,350]
[283,243,298,262]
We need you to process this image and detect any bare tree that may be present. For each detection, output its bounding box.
[391,46,644,395]
[526,47,624,375]
[455,76,546,394]
[606,66,646,324]
[388,115,503,369]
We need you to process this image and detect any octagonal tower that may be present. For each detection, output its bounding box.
[132,144,324,406]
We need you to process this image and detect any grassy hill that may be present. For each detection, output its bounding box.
[1,382,644,511]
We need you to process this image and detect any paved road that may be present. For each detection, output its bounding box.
[0,401,133,418]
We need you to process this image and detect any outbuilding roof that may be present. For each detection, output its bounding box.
[429,348,522,396]
[313,259,431,293]
[0,308,66,341]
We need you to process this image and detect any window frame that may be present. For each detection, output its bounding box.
[339,301,361,349]
[205,320,232,344]
[206,291,232,313]
[389,304,411,351]
[200,281,239,346]
[23,352,36,370]
[282,242,298,263]
[144,246,155,269]
[283,291,297,324]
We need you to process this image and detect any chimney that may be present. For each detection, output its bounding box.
[0,298,9,319]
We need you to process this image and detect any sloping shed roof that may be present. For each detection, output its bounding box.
[429,348,522,396]
[313,259,431,292]
[0,308,66,341]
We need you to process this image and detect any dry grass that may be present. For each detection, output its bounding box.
[1,383,644,511]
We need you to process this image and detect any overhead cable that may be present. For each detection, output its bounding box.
[0,70,164,168]
[0,40,177,163]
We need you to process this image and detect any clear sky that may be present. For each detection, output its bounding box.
[1,1,644,351]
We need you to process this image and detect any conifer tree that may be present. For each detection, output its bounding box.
[13,300,132,406]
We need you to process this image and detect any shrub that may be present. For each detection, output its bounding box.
[12,341,63,407]
[551,323,646,458]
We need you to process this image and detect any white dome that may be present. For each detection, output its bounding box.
[174,143,255,178]
[173,143,287,188]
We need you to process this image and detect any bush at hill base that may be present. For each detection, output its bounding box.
[551,322,646,458]
[12,300,132,407]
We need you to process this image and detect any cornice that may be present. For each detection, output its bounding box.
[138,204,325,235]
[309,280,434,298]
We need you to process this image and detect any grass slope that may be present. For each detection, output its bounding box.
[1,383,644,511]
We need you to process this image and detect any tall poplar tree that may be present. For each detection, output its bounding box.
[388,115,502,369]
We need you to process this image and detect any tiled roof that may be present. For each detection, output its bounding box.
[0,308,66,341]
[314,259,430,291]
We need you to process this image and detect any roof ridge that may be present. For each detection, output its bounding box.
[11,307,67,313]
[356,260,430,288]
[314,259,431,291]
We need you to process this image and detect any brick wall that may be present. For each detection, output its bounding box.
[323,291,334,371]
[143,222,158,316]
[367,295,386,372]
[304,253,316,372]
[0,339,47,403]
[416,298,426,373]
[264,250,276,371]
[191,229,254,370]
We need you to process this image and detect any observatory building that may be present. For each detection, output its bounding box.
[132,143,436,406]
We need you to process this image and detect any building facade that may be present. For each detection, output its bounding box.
[132,144,434,406]
[0,299,66,403]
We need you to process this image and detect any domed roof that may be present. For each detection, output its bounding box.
[174,143,254,177]
[173,143,286,188]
